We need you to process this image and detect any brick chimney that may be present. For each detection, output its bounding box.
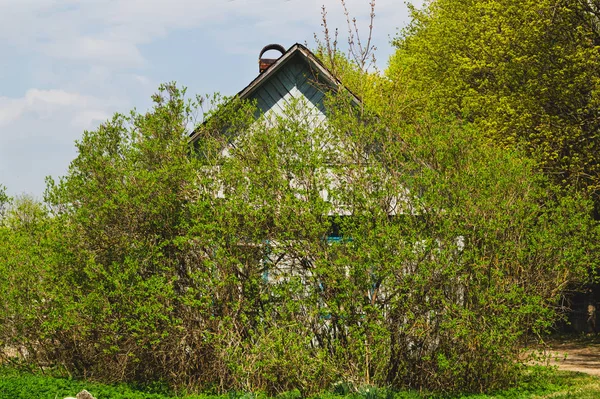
[259,44,286,73]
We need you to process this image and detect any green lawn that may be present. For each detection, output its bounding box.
[1,366,599,399]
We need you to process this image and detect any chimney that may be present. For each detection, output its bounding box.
[259,44,286,73]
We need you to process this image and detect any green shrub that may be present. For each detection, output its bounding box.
[0,83,596,394]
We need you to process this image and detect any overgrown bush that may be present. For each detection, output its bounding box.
[0,82,596,395]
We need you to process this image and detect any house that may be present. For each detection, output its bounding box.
[188,43,361,144]
[188,43,406,218]
[187,43,374,286]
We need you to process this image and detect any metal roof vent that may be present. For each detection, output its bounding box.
[259,44,286,73]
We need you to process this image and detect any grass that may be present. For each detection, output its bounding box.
[451,372,600,399]
[1,366,599,399]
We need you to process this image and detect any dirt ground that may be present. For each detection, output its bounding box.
[531,336,600,376]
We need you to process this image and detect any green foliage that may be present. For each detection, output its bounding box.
[390,0,600,207]
[2,366,600,399]
[321,100,596,392]
[0,184,9,223]
[13,83,208,386]
[188,88,594,393]
[0,76,596,395]
[0,367,193,399]
[0,195,53,362]
[0,1,598,395]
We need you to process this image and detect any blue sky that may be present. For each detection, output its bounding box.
[0,0,417,198]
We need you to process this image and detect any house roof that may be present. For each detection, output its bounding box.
[236,43,361,104]
[189,43,361,144]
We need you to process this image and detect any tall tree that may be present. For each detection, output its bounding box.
[390,0,600,208]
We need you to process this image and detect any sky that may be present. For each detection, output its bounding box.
[0,0,418,198]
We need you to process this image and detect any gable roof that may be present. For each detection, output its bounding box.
[189,43,361,144]
[238,43,361,104]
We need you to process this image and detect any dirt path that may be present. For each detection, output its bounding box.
[532,337,600,376]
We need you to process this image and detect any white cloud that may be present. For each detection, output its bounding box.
[0,0,409,66]
[71,110,112,129]
[41,37,145,67]
[0,89,109,127]
[26,89,86,107]
[0,97,24,126]
[0,87,121,196]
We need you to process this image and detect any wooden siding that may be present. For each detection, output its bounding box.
[247,53,327,127]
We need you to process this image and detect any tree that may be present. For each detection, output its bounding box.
[390,0,600,210]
